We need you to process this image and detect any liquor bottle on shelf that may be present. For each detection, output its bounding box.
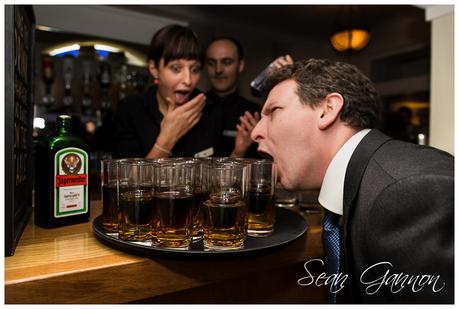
[41,56,55,108]
[131,69,147,94]
[34,115,90,228]
[81,60,93,116]
[97,60,112,111]
[118,64,129,100]
[130,70,140,94]
[62,57,74,111]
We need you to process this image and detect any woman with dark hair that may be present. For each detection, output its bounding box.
[113,25,226,158]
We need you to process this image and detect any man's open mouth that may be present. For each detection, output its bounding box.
[257,149,273,160]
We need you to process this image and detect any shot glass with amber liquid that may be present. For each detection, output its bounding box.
[153,160,197,250]
[202,162,249,251]
[118,159,155,242]
[182,158,209,243]
[101,159,119,232]
[247,160,277,237]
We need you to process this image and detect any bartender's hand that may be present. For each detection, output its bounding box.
[230,111,260,157]
[270,54,294,69]
[156,93,206,151]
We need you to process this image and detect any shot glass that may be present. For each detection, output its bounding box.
[202,162,248,251]
[158,158,205,243]
[101,159,119,232]
[153,160,196,250]
[274,183,298,209]
[297,189,322,214]
[247,160,277,237]
[185,158,206,243]
[118,159,155,241]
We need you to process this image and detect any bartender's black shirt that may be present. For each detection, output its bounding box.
[113,86,225,158]
[206,90,261,158]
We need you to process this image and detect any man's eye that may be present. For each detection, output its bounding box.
[223,59,234,65]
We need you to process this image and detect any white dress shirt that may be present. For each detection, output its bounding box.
[318,129,371,215]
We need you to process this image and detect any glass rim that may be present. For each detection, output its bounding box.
[153,157,201,165]
[200,157,230,164]
[251,159,275,165]
[208,162,246,170]
[118,158,157,166]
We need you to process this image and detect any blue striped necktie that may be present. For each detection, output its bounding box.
[322,210,341,304]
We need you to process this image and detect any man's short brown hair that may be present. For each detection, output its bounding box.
[264,59,381,129]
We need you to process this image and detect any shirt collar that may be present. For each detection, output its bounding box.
[318,129,371,215]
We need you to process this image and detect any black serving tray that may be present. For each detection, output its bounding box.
[92,207,308,259]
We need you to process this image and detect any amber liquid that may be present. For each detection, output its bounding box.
[203,192,247,251]
[102,184,118,232]
[247,185,276,237]
[192,187,206,242]
[118,189,154,241]
[155,191,194,249]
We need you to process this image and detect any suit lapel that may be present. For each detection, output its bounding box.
[341,129,392,301]
[343,130,392,212]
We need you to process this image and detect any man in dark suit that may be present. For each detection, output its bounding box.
[251,58,453,303]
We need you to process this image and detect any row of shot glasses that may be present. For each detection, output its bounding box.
[101,157,277,251]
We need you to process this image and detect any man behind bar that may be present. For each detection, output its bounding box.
[251,59,453,303]
[205,37,261,157]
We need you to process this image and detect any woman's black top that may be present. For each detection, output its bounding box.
[113,86,226,158]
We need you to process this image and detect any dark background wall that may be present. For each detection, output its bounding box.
[113,5,429,103]
[33,5,431,143]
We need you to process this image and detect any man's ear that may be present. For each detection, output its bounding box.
[238,59,245,73]
[148,60,159,79]
[317,93,344,130]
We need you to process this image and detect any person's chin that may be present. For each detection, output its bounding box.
[280,180,293,191]
[279,171,299,191]
[213,84,229,91]
[212,80,228,88]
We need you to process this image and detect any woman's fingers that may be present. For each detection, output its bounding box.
[178,93,206,112]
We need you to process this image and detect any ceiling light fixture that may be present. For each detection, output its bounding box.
[44,41,146,67]
[94,44,121,53]
[330,5,371,53]
[330,28,370,52]
[49,44,80,56]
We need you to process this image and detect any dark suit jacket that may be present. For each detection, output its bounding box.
[342,130,453,303]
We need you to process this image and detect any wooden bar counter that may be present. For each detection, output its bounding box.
[5,201,326,304]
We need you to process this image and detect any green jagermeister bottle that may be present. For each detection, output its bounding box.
[34,115,90,228]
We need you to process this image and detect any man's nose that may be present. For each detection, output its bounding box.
[251,118,264,143]
[215,62,223,74]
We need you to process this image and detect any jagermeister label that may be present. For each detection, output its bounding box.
[54,147,89,218]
